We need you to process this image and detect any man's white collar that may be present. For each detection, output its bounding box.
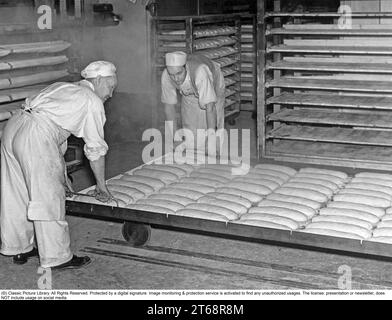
[79,79,95,91]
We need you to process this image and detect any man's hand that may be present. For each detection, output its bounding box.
[205,130,220,160]
[94,185,113,203]
[64,173,74,198]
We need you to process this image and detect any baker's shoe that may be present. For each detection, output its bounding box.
[13,247,39,265]
[51,255,91,270]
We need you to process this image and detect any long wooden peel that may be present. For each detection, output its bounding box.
[0,70,69,90]
[0,56,69,71]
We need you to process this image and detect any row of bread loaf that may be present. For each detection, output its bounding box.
[199,46,237,60]
[303,171,392,242]
[238,167,347,231]
[194,36,236,50]
[194,26,236,38]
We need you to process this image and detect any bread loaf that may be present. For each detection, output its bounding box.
[300,228,363,240]
[239,213,299,229]
[247,206,308,223]
[234,177,280,191]
[333,193,390,209]
[351,177,392,188]
[254,164,297,176]
[216,187,263,204]
[185,203,238,220]
[157,162,194,174]
[107,185,145,200]
[372,227,392,238]
[189,171,230,184]
[144,164,187,177]
[258,199,315,218]
[275,187,328,203]
[311,215,373,230]
[198,196,248,215]
[199,164,237,172]
[382,214,392,221]
[376,220,392,229]
[355,172,392,181]
[367,236,392,244]
[108,179,154,195]
[159,187,204,200]
[288,177,340,192]
[180,176,224,188]
[299,167,348,180]
[206,192,252,209]
[126,203,175,215]
[327,201,385,218]
[251,168,290,182]
[266,193,322,210]
[344,182,392,196]
[169,182,215,194]
[306,221,372,239]
[294,173,345,187]
[195,168,235,179]
[133,168,178,184]
[234,219,292,231]
[283,182,334,198]
[319,207,379,225]
[176,208,229,222]
[108,190,135,205]
[338,188,391,202]
[226,181,272,196]
[236,173,285,186]
[148,193,194,206]
[120,174,165,191]
[136,198,184,212]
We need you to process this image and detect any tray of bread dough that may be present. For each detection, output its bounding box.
[159,26,236,39]
[224,76,237,87]
[70,154,392,251]
[198,46,238,60]
[299,171,392,245]
[225,88,237,98]
[215,57,238,68]
[194,36,237,50]
[194,26,237,38]
[221,67,237,77]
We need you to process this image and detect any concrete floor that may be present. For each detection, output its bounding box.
[2,112,392,290]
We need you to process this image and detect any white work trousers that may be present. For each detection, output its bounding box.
[0,110,72,268]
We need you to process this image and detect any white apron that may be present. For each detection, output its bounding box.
[0,107,72,268]
[180,66,225,149]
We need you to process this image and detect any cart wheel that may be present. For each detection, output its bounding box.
[228,119,236,126]
[122,222,151,247]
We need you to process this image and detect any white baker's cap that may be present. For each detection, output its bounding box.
[165,51,187,67]
[81,61,117,78]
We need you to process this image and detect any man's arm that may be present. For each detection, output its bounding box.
[205,102,217,130]
[89,155,111,202]
[164,103,179,147]
[164,103,178,134]
[195,65,217,130]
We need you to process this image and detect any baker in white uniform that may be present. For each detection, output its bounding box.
[161,51,225,151]
[0,61,117,269]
